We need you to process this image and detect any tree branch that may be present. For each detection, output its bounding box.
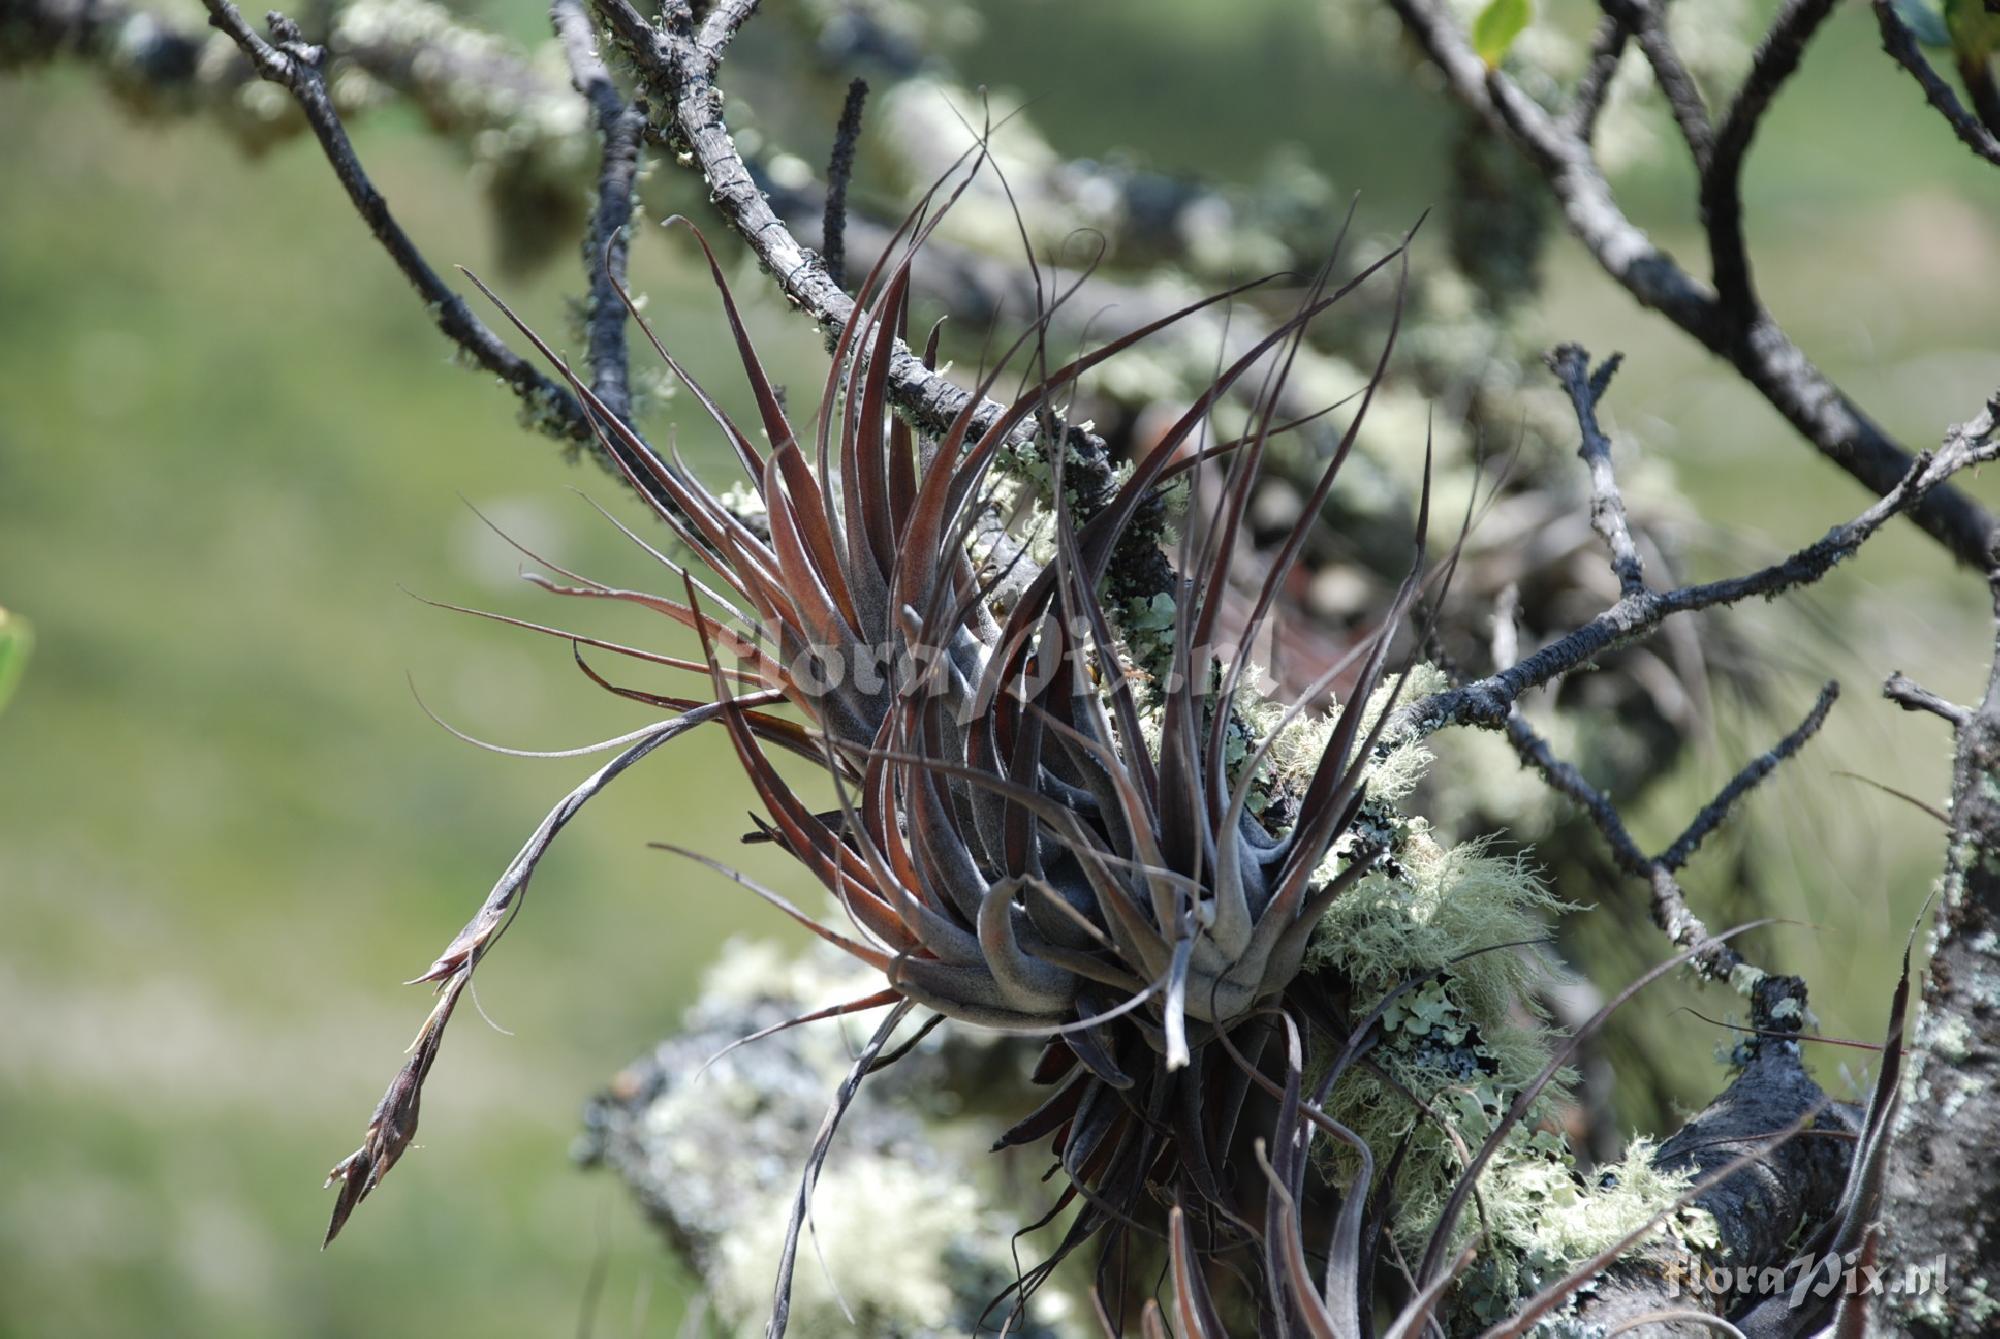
[199,2,603,453]
[1603,0,1714,166]
[1564,13,1632,142]
[821,77,868,292]
[1658,680,1839,873]
[596,0,1058,447]
[1550,343,1646,597]
[588,0,1177,608]
[1398,382,2000,740]
[1576,981,1859,1332]
[552,0,645,428]
[1882,567,2000,1327]
[1382,0,2000,570]
[1882,670,1971,730]
[1873,0,2000,169]
[1700,0,1840,321]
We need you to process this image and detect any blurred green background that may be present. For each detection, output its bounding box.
[4,0,1999,1335]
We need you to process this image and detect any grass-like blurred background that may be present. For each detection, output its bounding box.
[3,0,1998,1334]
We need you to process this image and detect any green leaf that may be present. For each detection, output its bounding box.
[1472,0,1532,68]
[0,608,32,716]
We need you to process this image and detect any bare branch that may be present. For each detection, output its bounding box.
[1505,702,1771,982]
[694,0,760,66]
[1603,0,1714,165]
[1659,680,1839,873]
[553,0,646,427]
[1701,0,1840,319]
[821,77,868,291]
[1504,713,1652,875]
[594,0,1077,449]
[199,2,605,452]
[1549,343,1646,596]
[1382,0,2000,570]
[1883,671,1971,729]
[1872,0,2000,168]
[1564,14,1632,142]
[1400,396,2000,738]
[1470,384,1997,983]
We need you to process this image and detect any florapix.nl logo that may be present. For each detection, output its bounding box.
[1662,1248,1949,1309]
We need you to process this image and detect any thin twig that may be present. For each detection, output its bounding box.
[695,0,760,65]
[1453,357,1960,980]
[1872,0,2000,168]
[1882,671,1970,730]
[200,3,601,453]
[554,0,647,428]
[1701,0,1840,319]
[1604,0,1714,165]
[1381,0,2000,569]
[1399,410,2000,738]
[1660,680,1839,872]
[1506,708,1745,980]
[1564,14,1632,141]
[1504,713,1650,872]
[590,0,1105,457]
[1549,344,1645,596]
[822,77,869,291]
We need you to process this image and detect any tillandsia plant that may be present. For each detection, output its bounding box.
[320,162,1463,1307]
[15,0,2000,1331]
[315,148,1917,1330]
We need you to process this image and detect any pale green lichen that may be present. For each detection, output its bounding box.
[712,1160,981,1338]
[1727,960,1768,999]
[634,940,1072,1337]
[1930,1012,1974,1064]
[1473,1136,1716,1277]
[1306,818,1573,1226]
[512,380,573,441]
[1967,1274,2000,1327]
[1296,738,1708,1322]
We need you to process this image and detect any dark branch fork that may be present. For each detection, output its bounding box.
[1383,0,2000,570]
[1506,684,1839,981]
[1873,0,2000,169]
[1457,353,1999,981]
[1549,344,1645,598]
[1497,353,1828,980]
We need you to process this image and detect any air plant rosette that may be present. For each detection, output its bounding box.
[317,190,1769,1334]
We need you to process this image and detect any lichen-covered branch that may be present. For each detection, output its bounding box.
[1570,976,1860,1333]
[1880,390,2000,1335]
[1549,343,1646,597]
[552,0,645,427]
